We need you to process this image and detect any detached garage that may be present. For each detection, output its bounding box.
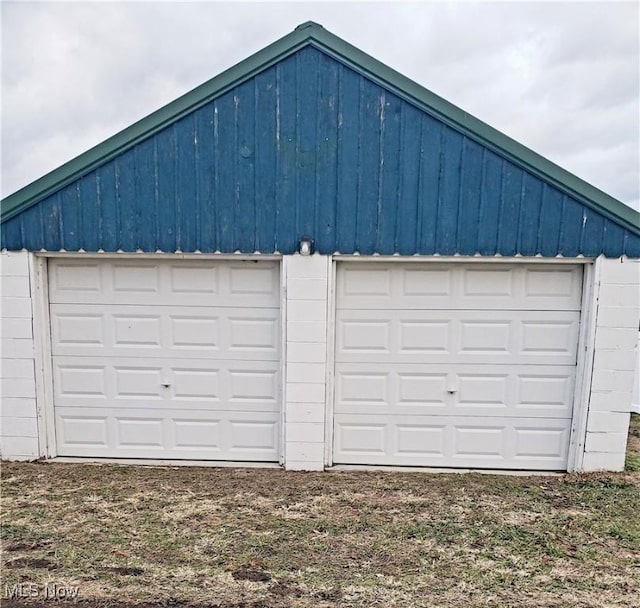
[1,22,638,472]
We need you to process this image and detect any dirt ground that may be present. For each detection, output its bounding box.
[2,415,639,608]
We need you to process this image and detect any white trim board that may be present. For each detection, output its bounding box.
[567,261,598,472]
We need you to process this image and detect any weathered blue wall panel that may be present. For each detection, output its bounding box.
[315,55,339,252]
[2,45,639,256]
[417,118,442,254]
[517,175,542,256]
[537,187,562,257]
[334,61,359,254]
[395,105,420,255]
[436,129,463,255]
[254,70,277,253]
[99,163,118,251]
[457,139,483,255]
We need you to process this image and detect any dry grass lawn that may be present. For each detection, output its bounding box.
[1,414,639,607]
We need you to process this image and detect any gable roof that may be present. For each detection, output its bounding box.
[2,21,639,235]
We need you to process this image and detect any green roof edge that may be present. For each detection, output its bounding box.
[2,21,639,235]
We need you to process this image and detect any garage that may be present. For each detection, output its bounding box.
[1,22,638,471]
[48,258,281,461]
[333,262,583,470]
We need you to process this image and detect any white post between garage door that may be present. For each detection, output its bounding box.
[283,254,331,471]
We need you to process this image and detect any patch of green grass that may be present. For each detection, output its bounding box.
[625,453,640,472]
[606,524,640,547]
[0,522,32,542]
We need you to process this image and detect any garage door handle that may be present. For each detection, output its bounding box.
[161,383,171,388]
[447,388,457,394]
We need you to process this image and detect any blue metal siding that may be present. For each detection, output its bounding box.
[2,46,639,256]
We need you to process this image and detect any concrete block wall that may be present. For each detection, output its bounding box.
[583,257,640,471]
[283,254,330,470]
[0,251,39,460]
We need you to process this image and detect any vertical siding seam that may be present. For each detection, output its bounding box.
[232,89,240,251]
[294,53,300,239]
[394,102,406,251]
[495,159,507,254]
[172,124,180,251]
[38,198,45,249]
[193,113,201,251]
[271,70,278,253]
[153,138,159,248]
[558,194,567,255]
[133,146,144,250]
[355,77,364,250]
[19,211,26,249]
[477,148,487,255]
[274,65,281,252]
[496,159,505,253]
[414,117,425,249]
[213,101,220,250]
[314,55,323,243]
[114,160,121,250]
[56,192,64,251]
[133,147,140,250]
[435,124,445,252]
[579,207,588,255]
[537,183,547,255]
[76,183,82,252]
[597,211,608,253]
[96,172,102,249]
[334,63,342,253]
[375,91,386,251]
[390,101,400,251]
[515,173,527,254]
[455,137,466,253]
[253,77,259,251]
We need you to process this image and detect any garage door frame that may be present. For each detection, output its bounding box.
[325,256,597,472]
[30,252,285,464]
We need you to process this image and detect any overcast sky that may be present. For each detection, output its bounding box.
[2,0,639,211]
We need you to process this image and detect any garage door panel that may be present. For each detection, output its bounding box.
[53,357,278,411]
[336,310,579,365]
[520,320,578,355]
[337,264,582,310]
[50,259,282,462]
[50,305,279,360]
[334,262,581,470]
[51,312,106,347]
[55,408,279,461]
[49,260,280,307]
[524,267,581,300]
[54,364,108,399]
[50,262,104,295]
[335,363,574,418]
[333,414,570,469]
[514,427,569,458]
[113,314,162,347]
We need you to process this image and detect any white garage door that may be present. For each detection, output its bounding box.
[49,259,281,461]
[333,263,583,470]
